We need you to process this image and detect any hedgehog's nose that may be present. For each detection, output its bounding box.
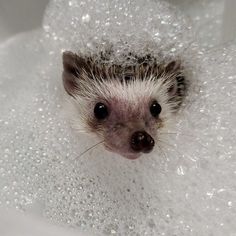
[130,131,155,153]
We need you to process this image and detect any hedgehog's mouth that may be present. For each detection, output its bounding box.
[104,144,145,160]
[120,152,142,160]
[114,149,142,160]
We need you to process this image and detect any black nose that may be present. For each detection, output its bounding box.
[130,131,155,153]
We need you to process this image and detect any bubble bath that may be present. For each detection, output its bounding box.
[0,0,236,235]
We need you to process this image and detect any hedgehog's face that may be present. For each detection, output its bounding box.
[89,97,163,159]
[62,51,187,159]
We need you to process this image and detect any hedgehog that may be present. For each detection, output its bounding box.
[62,50,187,159]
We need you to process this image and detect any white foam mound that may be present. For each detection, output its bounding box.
[0,0,236,235]
[0,208,91,236]
[43,0,193,64]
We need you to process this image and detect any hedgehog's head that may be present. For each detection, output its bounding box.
[62,51,187,159]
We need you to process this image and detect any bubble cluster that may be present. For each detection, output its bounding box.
[0,0,236,235]
[43,0,193,65]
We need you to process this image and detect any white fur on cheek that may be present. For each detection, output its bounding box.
[64,74,178,135]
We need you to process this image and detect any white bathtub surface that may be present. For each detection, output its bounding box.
[0,0,49,42]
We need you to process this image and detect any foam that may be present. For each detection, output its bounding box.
[42,0,193,65]
[0,0,236,235]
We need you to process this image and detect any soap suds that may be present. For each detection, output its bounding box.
[0,0,236,235]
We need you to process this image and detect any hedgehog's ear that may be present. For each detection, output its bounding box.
[165,60,181,74]
[62,51,88,97]
[164,60,183,96]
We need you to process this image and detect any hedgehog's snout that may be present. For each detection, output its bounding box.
[130,131,155,153]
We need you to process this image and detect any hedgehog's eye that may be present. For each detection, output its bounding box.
[94,102,109,120]
[150,100,162,118]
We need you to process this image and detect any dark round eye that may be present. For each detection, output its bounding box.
[150,101,162,118]
[94,102,109,120]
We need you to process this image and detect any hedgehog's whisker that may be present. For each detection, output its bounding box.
[160,131,207,149]
[160,131,197,139]
[76,140,105,159]
[156,142,168,161]
[157,138,184,159]
[74,129,90,134]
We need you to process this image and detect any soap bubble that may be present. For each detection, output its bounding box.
[0,0,236,235]
[43,0,193,64]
